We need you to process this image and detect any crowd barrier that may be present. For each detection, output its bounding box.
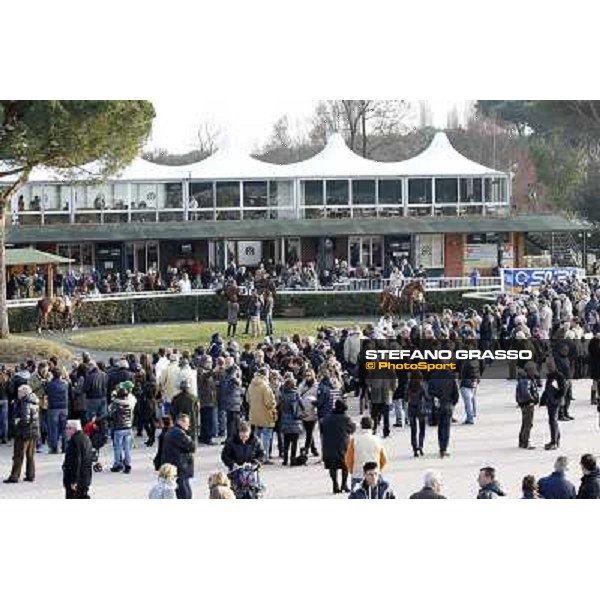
[6,276,502,309]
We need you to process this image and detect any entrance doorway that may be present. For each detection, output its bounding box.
[124,241,160,273]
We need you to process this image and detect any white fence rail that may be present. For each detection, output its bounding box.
[6,277,502,309]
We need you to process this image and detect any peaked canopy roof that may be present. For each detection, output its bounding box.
[1,131,508,185]
[390,132,505,177]
[283,133,393,178]
[184,141,284,180]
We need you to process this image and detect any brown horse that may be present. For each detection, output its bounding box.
[380,280,426,319]
[36,296,82,334]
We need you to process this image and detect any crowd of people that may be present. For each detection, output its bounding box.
[6,256,427,300]
[2,272,600,499]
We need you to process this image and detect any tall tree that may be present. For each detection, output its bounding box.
[309,100,410,156]
[0,100,155,338]
[197,120,221,155]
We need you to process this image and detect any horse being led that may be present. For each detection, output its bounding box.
[379,279,426,320]
[37,296,82,334]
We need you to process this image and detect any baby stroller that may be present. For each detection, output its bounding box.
[84,417,109,473]
[228,463,265,499]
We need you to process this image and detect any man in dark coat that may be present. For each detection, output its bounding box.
[538,456,576,499]
[107,359,134,399]
[221,421,264,470]
[577,453,600,499]
[542,358,566,451]
[83,362,109,422]
[161,413,195,499]
[321,399,356,494]
[221,364,243,440]
[427,367,459,458]
[170,380,199,446]
[62,419,93,499]
[590,333,600,405]
[409,470,447,499]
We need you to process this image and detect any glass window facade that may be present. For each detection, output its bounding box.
[352,180,376,205]
[408,178,432,204]
[378,179,402,204]
[435,178,458,203]
[10,170,509,226]
[302,180,323,206]
[326,180,349,205]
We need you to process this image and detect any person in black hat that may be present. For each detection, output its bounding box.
[320,399,356,494]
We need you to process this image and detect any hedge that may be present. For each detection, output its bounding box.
[7,290,473,333]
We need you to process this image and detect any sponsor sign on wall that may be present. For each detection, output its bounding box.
[463,244,498,273]
[237,241,262,267]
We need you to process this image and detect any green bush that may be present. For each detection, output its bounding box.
[8,290,470,333]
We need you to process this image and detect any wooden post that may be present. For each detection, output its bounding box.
[48,264,54,297]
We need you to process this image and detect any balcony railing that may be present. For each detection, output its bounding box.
[10,201,512,227]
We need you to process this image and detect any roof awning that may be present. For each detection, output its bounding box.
[6,214,589,244]
[5,247,74,266]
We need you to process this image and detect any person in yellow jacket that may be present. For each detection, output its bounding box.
[345,416,388,489]
[247,367,277,464]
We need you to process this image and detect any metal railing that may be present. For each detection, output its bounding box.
[6,276,503,308]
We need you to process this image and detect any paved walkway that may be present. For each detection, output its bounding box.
[1,378,598,499]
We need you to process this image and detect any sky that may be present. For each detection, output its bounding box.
[148,99,462,153]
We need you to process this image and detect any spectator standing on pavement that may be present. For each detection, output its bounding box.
[160,413,196,499]
[263,290,274,336]
[344,416,387,489]
[197,355,218,445]
[170,379,199,446]
[279,376,303,466]
[227,296,240,338]
[248,367,277,463]
[109,383,137,474]
[298,369,319,457]
[321,399,356,495]
[62,419,93,499]
[45,367,69,454]
[515,362,540,450]
[407,371,428,457]
[541,357,566,451]
[3,385,39,484]
[427,367,459,458]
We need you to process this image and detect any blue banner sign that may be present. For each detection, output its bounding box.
[502,267,585,292]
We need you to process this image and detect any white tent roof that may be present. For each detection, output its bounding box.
[282,133,392,178]
[185,141,285,180]
[389,132,505,177]
[259,131,505,179]
[2,131,507,185]
[112,157,187,181]
[2,157,186,184]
